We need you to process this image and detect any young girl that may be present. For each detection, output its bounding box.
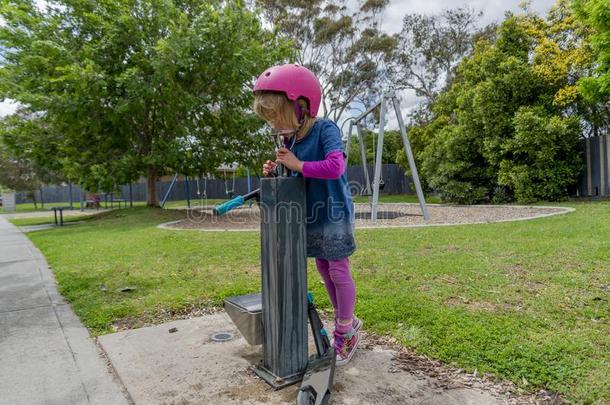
[253,64,362,366]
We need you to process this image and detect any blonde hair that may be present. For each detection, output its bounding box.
[253,92,316,138]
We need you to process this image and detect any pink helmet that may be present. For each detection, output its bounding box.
[253,64,322,119]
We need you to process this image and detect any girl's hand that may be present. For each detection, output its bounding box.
[263,160,277,177]
[276,148,304,173]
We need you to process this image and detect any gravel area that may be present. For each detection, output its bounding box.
[161,203,572,231]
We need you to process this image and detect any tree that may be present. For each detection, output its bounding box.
[573,0,610,133]
[0,141,38,193]
[257,0,398,122]
[0,0,290,206]
[394,6,488,107]
[407,4,589,204]
[392,6,494,181]
[0,112,66,206]
[498,107,582,201]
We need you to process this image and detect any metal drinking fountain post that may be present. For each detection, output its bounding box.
[223,130,309,388]
[254,174,309,387]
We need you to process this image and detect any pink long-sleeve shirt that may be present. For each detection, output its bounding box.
[301,151,346,179]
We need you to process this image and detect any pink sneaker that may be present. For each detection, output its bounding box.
[332,317,363,348]
[334,328,360,366]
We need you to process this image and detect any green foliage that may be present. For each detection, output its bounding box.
[0,113,64,192]
[498,107,582,202]
[410,5,593,204]
[574,0,610,105]
[0,1,290,204]
[0,139,37,192]
[347,129,403,166]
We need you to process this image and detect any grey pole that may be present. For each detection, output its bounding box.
[185,176,191,209]
[160,173,178,208]
[392,96,430,221]
[255,176,308,388]
[79,186,84,212]
[356,123,372,197]
[246,167,253,208]
[345,120,354,162]
[68,182,73,208]
[371,96,386,223]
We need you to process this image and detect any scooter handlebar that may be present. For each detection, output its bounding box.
[213,188,260,216]
[213,196,245,216]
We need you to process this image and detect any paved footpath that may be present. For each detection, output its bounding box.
[0,216,129,405]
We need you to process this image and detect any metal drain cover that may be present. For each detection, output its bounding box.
[211,331,234,342]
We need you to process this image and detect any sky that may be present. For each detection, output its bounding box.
[381,0,557,34]
[0,0,558,118]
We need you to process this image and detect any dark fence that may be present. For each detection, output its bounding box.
[15,164,415,205]
[577,134,609,197]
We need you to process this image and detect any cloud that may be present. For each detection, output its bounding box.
[381,0,557,34]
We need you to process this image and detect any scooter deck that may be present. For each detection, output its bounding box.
[297,351,336,405]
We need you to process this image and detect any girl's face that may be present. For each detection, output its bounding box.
[253,92,299,135]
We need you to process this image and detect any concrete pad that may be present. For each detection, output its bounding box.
[99,313,504,405]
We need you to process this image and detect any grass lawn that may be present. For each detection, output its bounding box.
[9,213,104,227]
[21,201,609,402]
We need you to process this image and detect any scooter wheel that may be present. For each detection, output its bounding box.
[297,386,317,405]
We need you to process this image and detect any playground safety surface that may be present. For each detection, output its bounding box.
[159,203,573,231]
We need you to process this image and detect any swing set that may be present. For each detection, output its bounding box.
[345,91,430,222]
[222,166,236,199]
[158,164,245,208]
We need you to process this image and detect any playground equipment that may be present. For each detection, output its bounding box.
[222,165,236,198]
[345,92,430,222]
[216,131,336,404]
[196,175,207,199]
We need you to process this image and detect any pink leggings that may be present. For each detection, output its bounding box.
[314,257,356,321]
